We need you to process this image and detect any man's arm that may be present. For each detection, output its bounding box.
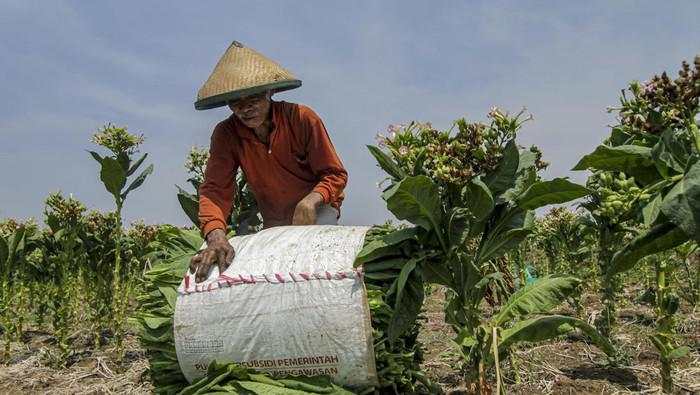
[190,125,238,282]
[292,105,347,225]
[300,105,348,206]
[198,125,239,236]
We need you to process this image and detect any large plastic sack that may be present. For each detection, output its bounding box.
[173,225,377,389]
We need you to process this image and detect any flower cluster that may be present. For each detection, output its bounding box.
[614,56,700,137]
[91,123,144,156]
[44,192,86,228]
[83,209,119,235]
[184,146,210,182]
[0,218,38,238]
[127,220,160,246]
[534,207,579,239]
[377,108,533,186]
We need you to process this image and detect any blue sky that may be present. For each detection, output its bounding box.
[1,1,699,226]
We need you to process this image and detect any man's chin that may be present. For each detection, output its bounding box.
[241,119,262,129]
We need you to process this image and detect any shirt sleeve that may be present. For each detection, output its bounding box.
[298,105,348,205]
[198,123,239,237]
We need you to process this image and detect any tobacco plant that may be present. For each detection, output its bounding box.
[176,146,261,235]
[574,56,700,393]
[361,109,613,392]
[90,123,153,354]
[0,224,30,358]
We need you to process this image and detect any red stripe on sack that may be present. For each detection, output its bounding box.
[219,274,240,284]
[184,274,190,289]
[275,273,285,283]
[325,271,332,280]
[300,272,310,280]
[339,271,347,279]
[250,274,256,283]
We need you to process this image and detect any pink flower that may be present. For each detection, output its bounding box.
[387,124,401,133]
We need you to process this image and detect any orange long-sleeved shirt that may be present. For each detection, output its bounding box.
[198,101,348,236]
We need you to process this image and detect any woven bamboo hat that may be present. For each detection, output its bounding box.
[194,41,301,110]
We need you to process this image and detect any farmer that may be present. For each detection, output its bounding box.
[189,41,347,282]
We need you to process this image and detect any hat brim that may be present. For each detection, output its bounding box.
[194,80,302,110]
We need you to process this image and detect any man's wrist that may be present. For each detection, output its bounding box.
[206,228,226,243]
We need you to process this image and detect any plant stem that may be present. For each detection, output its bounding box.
[113,200,124,357]
[492,326,502,395]
[655,258,674,394]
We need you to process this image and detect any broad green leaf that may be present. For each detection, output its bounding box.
[493,276,580,326]
[660,161,700,240]
[651,128,689,177]
[394,258,418,307]
[477,206,533,263]
[88,150,103,164]
[388,265,424,342]
[143,316,171,330]
[609,127,632,146]
[517,149,538,173]
[642,193,662,227]
[421,263,452,286]
[6,226,26,265]
[159,286,179,309]
[516,178,590,210]
[236,381,308,394]
[572,145,654,172]
[127,152,148,176]
[355,227,418,265]
[485,139,519,194]
[121,163,154,199]
[478,228,531,264]
[503,167,538,203]
[117,151,130,172]
[0,237,7,266]
[383,176,443,232]
[498,315,615,357]
[447,207,471,247]
[667,346,690,360]
[176,185,200,227]
[466,178,494,221]
[362,258,406,272]
[367,145,406,180]
[363,271,398,280]
[277,375,352,394]
[610,222,689,275]
[100,156,127,200]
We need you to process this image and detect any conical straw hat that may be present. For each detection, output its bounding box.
[195,41,301,110]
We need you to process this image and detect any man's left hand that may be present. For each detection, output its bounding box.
[292,192,324,225]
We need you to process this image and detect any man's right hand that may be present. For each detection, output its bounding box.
[189,229,235,283]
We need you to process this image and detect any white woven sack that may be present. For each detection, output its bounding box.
[174,225,377,388]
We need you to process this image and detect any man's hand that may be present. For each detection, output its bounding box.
[189,229,235,283]
[292,192,324,225]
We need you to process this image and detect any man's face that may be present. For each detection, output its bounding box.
[228,92,272,129]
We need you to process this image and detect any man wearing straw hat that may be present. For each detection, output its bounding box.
[189,41,348,282]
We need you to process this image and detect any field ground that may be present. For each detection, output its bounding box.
[1,287,698,394]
